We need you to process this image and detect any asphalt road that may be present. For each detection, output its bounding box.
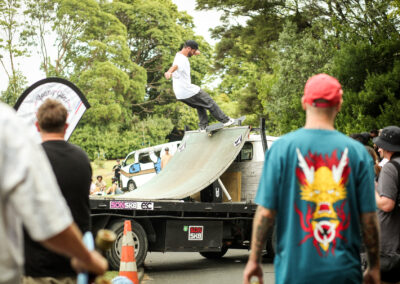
[141,250,275,284]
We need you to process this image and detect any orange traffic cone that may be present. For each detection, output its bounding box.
[119,220,139,284]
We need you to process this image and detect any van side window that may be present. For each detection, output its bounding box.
[139,153,152,164]
[240,142,253,161]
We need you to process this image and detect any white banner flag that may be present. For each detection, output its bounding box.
[14,78,90,143]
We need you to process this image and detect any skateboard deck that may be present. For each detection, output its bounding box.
[206,116,246,137]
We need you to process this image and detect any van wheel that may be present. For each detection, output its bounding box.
[127,180,136,191]
[105,219,148,270]
[199,246,228,259]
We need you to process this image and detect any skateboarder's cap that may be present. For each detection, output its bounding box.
[185,40,199,51]
[303,73,342,107]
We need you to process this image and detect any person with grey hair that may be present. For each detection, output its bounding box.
[164,40,234,131]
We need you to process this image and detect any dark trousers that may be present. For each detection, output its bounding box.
[179,89,229,129]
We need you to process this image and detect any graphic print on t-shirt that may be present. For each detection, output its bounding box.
[295,148,351,256]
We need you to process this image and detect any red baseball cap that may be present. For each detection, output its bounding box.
[303,73,343,107]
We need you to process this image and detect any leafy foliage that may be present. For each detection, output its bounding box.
[198,0,400,135]
[2,0,400,160]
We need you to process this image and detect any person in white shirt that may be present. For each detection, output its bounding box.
[0,102,107,284]
[164,40,235,130]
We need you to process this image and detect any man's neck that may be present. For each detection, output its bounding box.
[180,48,189,57]
[384,151,394,160]
[41,132,65,142]
[303,108,336,130]
[304,117,335,130]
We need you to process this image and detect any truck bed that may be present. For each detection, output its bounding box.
[90,198,257,217]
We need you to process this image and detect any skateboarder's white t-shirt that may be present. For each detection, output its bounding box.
[172,52,200,99]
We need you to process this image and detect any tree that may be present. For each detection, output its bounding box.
[0,0,27,105]
[104,0,212,118]
[265,21,334,134]
[22,0,113,77]
[198,0,400,135]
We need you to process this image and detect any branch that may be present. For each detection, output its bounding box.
[0,57,11,80]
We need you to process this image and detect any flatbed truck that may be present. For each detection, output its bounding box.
[90,123,277,270]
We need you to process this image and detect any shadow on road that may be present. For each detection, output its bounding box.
[143,251,273,273]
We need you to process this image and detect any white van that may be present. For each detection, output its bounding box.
[120,141,181,191]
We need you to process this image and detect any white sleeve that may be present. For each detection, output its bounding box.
[1,109,73,241]
[173,54,184,70]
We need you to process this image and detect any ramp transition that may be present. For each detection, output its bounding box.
[118,126,250,200]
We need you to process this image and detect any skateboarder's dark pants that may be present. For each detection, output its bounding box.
[179,89,229,129]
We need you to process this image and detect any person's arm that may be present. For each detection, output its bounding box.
[243,206,276,284]
[1,105,106,277]
[375,162,398,212]
[360,212,380,284]
[375,190,396,212]
[164,65,178,80]
[41,223,107,275]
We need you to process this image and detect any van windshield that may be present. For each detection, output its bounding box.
[125,153,136,165]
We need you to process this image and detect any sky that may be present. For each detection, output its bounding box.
[0,0,224,92]
[172,0,224,44]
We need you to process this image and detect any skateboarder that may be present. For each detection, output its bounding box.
[165,40,234,130]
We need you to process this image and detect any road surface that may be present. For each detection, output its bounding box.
[141,250,275,284]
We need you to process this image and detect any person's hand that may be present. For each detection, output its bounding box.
[71,250,108,276]
[363,267,380,284]
[164,71,172,80]
[243,259,263,284]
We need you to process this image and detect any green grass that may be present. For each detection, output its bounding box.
[91,160,118,188]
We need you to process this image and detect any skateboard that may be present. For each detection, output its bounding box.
[206,116,246,137]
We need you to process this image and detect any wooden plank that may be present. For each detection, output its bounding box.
[220,172,241,202]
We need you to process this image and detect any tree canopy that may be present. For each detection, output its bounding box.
[1,0,400,159]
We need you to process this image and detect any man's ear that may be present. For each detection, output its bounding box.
[35,121,41,132]
[64,123,69,134]
[336,98,343,112]
[301,97,307,110]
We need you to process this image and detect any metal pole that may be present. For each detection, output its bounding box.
[260,117,268,153]
[218,178,232,201]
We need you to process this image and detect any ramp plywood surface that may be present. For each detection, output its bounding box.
[119,127,250,200]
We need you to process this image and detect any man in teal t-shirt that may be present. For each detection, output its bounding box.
[243,74,380,284]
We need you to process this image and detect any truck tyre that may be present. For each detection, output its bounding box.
[127,180,136,191]
[106,219,148,270]
[199,246,228,259]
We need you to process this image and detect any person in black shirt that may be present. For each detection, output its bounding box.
[23,99,93,283]
[112,159,121,188]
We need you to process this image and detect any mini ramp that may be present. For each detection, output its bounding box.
[118,126,250,200]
